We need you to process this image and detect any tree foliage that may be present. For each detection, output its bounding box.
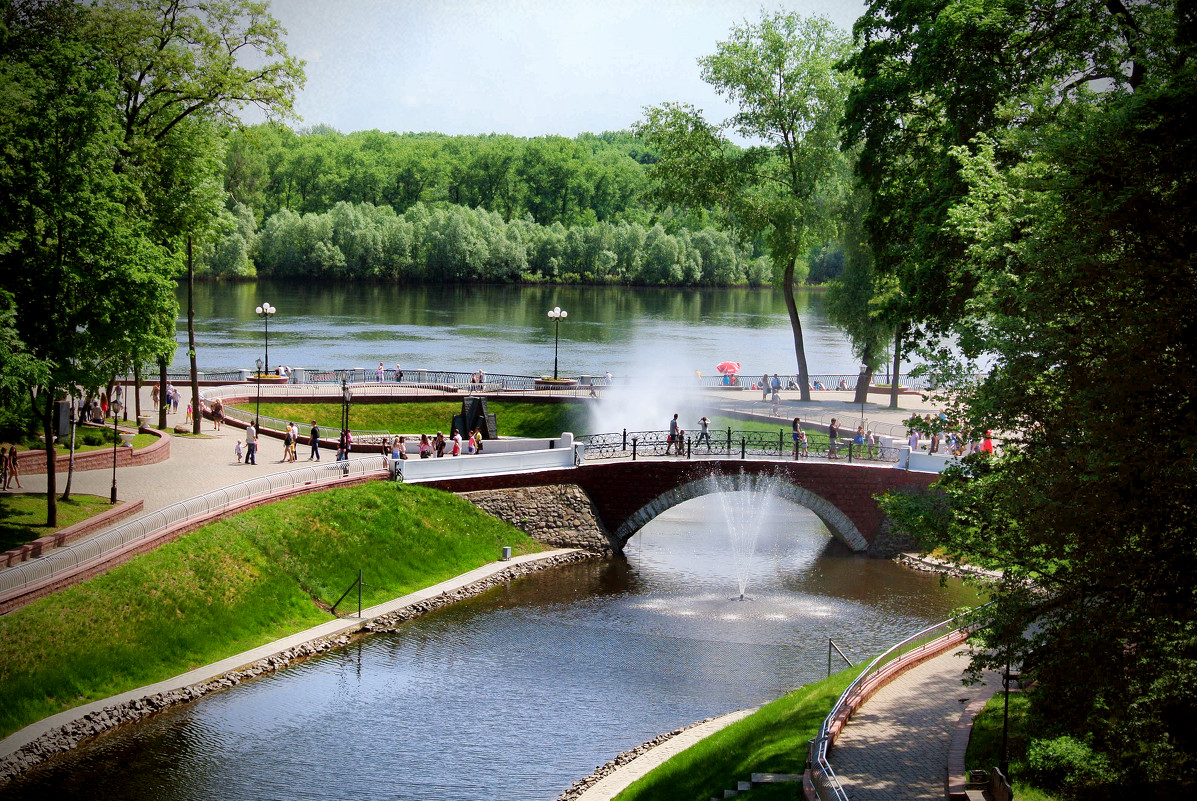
[636,12,857,397]
[852,2,1197,792]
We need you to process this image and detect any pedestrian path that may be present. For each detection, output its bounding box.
[830,648,1000,800]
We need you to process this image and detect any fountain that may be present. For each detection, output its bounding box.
[704,472,781,601]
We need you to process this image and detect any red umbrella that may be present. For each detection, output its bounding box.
[715,361,741,374]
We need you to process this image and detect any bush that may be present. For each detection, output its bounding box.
[80,431,105,447]
[1027,736,1111,795]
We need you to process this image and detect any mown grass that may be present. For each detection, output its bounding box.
[967,692,1060,801]
[0,494,115,553]
[614,664,865,801]
[0,482,544,740]
[10,432,157,456]
[240,400,591,438]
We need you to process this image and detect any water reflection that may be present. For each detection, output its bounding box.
[172,281,868,377]
[4,495,979,801]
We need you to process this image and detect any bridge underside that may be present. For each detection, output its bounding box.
[612,473,869,552]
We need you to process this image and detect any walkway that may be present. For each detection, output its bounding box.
[831,647,1000,800]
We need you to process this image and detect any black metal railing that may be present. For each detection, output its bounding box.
[580,429,900,463]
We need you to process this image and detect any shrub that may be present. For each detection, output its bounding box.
[1027,736,1112,795]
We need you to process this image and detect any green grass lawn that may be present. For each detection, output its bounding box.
[239,400,591,438]
[967,692,1060,801]
[614,664,865,801]
[0,494,115,553]
[0,482,545,740]
[11,432,157,457]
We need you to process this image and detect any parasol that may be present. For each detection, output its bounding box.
[715,361,741,374]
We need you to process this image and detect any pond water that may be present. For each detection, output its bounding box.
[171,281,900,379]
[5,495,979,800]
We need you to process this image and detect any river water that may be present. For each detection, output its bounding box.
[4,497,979,800]
[171,281,893,379]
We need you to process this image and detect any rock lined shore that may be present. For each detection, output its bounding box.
[0,549,598,786]
[554,718,716,801]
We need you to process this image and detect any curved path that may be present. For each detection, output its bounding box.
[830,648,1000,800]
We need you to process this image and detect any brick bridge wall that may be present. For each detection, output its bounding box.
[423,460,938,555]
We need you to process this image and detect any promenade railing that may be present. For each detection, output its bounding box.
[806,606,988,801]
[0,458,388,599]
[580,429,901,463]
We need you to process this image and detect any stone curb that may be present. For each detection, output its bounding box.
[0,548,593,785]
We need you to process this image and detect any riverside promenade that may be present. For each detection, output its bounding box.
[6,382,971,799]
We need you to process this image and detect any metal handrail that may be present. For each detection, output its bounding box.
[807,605,990,800]
[0,458,389,597]
[579,430,901,463]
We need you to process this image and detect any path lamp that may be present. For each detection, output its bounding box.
[110,409,119,504]
[860,363,868,428]
[341,378,351,439]
[255,357,263,430]
[255,302,276,376]
[547,306,567,380]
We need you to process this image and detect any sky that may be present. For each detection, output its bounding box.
[254,0,868,137]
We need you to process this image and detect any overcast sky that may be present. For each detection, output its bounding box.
[257,0,868,137]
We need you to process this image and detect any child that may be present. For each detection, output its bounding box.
[234,440,243,463]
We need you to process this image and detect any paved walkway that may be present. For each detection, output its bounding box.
[831,648,1000,800]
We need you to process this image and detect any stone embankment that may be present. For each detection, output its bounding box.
[458,484,614,554]
[0,549,596,787]
[554,719,716,801]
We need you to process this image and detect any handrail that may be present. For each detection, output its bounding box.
[806,604,990,800]
[580,430,901,463]
[0,458,389,598]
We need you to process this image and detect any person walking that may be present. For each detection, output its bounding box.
[792,418,802,459]
[434,431,446,458]
[695,416,712,451]
[376,362,384,382]
[281,424,293,462]
[309,420,321,460]
[760,374,770,401]
[212,399,224,431]
[669,413,683,456]
[828,418,840,458]
[0,446,8,489]
[245,423,257,465]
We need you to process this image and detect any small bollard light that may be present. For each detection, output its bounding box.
[501,546,512,561]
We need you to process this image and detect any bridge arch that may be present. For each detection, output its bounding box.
[612,473,870,552]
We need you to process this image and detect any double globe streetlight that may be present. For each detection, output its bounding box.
[255,302,276,429]
[547,306,568,380]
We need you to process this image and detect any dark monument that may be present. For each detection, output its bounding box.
[452,396,497,440]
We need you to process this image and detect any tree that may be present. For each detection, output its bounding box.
[636,12,856,398]
[860,3,1197,791]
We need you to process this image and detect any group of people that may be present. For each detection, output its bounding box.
[906,414,995,457]
[0,445,22,490]
[413,428,484,459]
[375,363,404,382]
[150,383,182,415]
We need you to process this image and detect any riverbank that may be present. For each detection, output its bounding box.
[0,482,587,785]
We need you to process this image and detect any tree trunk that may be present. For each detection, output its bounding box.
[158,357,168,429]
[38,389,57,527]
[188,236,201,435]
[782,257,811,401]
[889,324,905,410]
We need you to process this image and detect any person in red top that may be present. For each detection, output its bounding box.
[980,430,995,453]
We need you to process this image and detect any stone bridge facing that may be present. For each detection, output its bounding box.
[423,460,938,555]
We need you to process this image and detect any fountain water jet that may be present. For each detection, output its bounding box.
[703,472,783,601]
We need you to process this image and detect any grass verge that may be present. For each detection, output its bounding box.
[238,400,591,438]
[0,482,544,740]
[613,664,865,801]
[966,692,1060,801]
[0,494,116,553]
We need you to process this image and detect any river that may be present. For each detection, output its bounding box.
[3,496,979,800]
[170,281,898,379]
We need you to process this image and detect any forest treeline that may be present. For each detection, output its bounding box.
[206,126,801,285]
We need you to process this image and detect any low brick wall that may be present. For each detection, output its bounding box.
[1,499,144,568]
[13,427,169,474]
[459,484,613,554]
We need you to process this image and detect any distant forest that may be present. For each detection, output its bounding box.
[206,125,843,286]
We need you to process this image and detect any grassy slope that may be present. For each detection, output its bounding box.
[614,664,865,801]
[243,400,591,439]
[0,494,116,553]
[0,482,544,739]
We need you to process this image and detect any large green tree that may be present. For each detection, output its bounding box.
[851,1,1197,793]
[636,12,856,398]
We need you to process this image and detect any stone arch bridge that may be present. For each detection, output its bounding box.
[423,460,939,555]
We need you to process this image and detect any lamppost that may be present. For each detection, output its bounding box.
[110,409,119,504]
[256,301,276,376]
[255,357,263,430]
[547,306,567,380]
[860,362,868,428]
[340,377,352,455]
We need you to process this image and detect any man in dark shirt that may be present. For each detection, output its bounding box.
[828,418,839,458]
